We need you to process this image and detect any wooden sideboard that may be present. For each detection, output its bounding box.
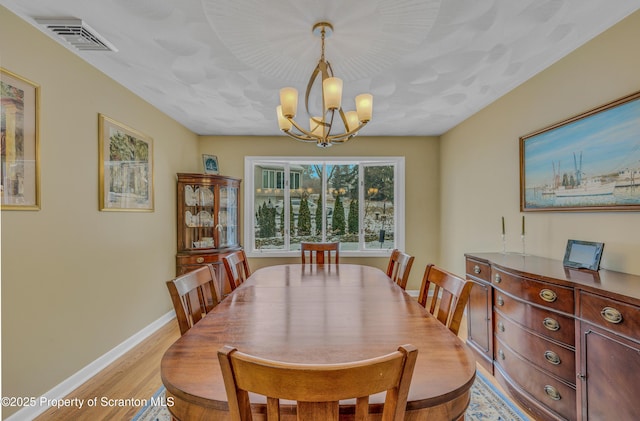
[465,252,640,421]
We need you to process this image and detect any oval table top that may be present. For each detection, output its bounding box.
[161,264,476,420]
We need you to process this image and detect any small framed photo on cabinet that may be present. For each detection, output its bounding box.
[563,239,604,271]
[202,154,219,174]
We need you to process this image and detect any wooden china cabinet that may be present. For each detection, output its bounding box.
[465,252,640,421]
[176,173,242,295]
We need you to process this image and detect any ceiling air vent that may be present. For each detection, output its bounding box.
[35,18,117,52]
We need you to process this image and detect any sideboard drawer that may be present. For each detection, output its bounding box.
[495,337,577,421]
[495,312,575,384]
[492,267,574,314]
[580,291,640,340]
[494,293,575,346]
[466,258,491,282]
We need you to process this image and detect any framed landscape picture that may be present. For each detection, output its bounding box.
[99,114,154,211]
[520,90,640,212]
[1,68,40,210]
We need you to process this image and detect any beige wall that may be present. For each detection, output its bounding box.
[440,10,640,276]
[198,136,440,285]
[3,4,640,419]
[1,8,198,417]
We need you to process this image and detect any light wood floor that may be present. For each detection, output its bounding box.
[34,320,180,421]
[34,315,530,420]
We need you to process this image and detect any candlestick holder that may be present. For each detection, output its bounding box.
[501,234,507,254]
[521,234,526,256]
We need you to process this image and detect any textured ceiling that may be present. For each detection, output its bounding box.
[2,0,639,136]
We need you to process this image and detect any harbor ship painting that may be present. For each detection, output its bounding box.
[521,91,640,211]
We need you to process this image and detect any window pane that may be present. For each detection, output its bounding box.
[254,164,285,250]
[326,164,359,249]
[290,164,323,249]
[364,165,395,249]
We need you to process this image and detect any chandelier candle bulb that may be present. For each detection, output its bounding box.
[356,93,373,122]
[280,87,298,117]
[276,106,292,131]
[323,77,343,109]
[345,110,359,132]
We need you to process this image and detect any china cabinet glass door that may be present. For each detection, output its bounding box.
[184,184,215,250]
[218,186,238,248]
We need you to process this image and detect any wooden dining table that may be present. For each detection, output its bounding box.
[161,264,477,420]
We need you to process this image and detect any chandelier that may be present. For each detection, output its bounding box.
[276,22,373,148]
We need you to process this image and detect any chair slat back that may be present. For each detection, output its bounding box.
[301,242,339,264]
[166,265,218,335]
[223,250,252,291]
[386,249,415,289]
[417,264,473,335]
[218,344,418,421]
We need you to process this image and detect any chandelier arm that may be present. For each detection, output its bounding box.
[304,65,322,118]
[287,118,322,141]
[326,120,369,142]
[282,130,320,143]
[326,108,336,133]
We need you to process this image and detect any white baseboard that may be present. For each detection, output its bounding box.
[406,289,419,298]
[6,310,175,421]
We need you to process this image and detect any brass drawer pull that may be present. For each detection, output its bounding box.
[494,273,502,284]
[544,350,561,365]
[601,306,623,324]
[498,349,505,360]
[543,317,560,331]
[498,322,505,332]
[196,257,205,264]
[497,296,504,306]
[544,385,561,401]
[473,265,481,274]
[539,289,558,303]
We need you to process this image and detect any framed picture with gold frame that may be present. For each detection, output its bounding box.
[99,114,154,211]
[520,90,640,212]
[1,68,40,210]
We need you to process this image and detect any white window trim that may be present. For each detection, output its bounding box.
[244,156,405,258]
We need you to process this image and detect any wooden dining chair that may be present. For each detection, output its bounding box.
[417,264,474,335]
[222,250,252,291]
[166,265,219,336]
[218,343,418,421]
[386,249,415,290]
[300,241,339,264]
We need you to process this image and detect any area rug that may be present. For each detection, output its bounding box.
[132,369,529,420]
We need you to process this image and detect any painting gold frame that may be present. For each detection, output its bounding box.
[520,90,640,212]
[1,68,40,210]
[99,114,154,211]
